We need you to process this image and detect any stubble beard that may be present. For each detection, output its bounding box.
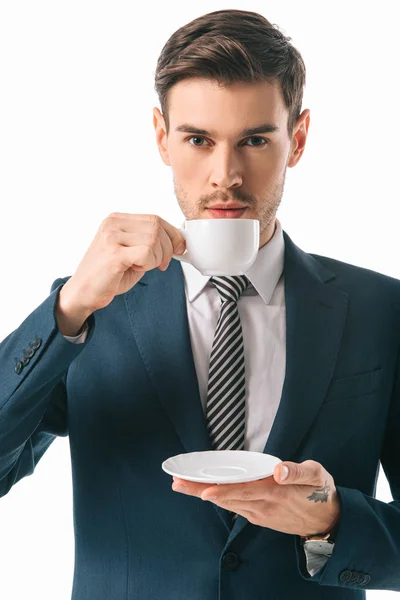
[173,168,287,238]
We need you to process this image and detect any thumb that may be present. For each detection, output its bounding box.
[274,460,323,486]
[274,463,290,485]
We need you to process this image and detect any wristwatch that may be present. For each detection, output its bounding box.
[302,530,335,546]
[301,524,338,577]
[301,518,339,546]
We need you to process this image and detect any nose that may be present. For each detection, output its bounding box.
[209,145,243,189]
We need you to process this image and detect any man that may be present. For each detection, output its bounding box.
[1,8,399,599]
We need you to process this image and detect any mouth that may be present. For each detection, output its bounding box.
[206,204,248,219]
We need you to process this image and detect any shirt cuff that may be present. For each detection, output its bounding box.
[303,540,334,577]
[63,320,89,343]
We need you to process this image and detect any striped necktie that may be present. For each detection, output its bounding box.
[205,275,250,451]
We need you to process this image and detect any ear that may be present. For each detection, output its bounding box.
[153,107,171,166]
[287,109,310,168]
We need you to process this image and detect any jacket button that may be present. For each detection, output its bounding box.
[222,552,240,571]
[14,361,23,374]
[357,573,371,586]
[339,570,352,582]
[349,572,359,583]
[23,347,35,359]
[29,337,42,350]
[21,357,30,366]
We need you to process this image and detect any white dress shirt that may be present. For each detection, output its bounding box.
[62,218,331,577]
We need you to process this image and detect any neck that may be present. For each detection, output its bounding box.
[259,218,277,249]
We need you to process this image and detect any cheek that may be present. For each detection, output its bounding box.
[170,149,205,183]
[240,145,286,177]
[243,159,276,187]
[257,156,287,187]
[173,164,201,191]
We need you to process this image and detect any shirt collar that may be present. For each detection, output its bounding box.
[180,218,285,305]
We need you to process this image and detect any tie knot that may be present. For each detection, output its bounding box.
[210,275,250,303]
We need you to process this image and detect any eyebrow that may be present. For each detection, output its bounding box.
[174,123,279,137]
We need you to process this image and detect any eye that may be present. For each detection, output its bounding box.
[244,136,268,147]
[187,136,209,147]
[186,135,268,148]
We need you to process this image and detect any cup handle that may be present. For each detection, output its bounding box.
[172,229,192,265]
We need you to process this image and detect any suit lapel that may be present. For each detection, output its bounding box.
[265,231,348,460]
[124,261,233,532]
[228,231,348,542]
[124,263,212,455]
[125,230,348,538]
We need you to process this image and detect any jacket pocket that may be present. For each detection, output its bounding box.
[324,367,384,403]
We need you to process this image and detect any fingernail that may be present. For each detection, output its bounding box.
[176,243,186,254]
[281,466,289,481]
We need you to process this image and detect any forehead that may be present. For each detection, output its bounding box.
[167,78,288,131]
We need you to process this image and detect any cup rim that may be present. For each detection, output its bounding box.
[185,218,259,224]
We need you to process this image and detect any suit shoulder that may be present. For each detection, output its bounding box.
[310,253,400,296]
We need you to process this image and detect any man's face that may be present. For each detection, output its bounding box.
[153,78,310,247]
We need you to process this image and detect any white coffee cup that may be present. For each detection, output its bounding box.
[172,218,260,275]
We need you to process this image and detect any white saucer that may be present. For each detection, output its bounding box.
[162,450,282,484]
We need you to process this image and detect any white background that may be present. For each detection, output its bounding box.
[0,1,399,598]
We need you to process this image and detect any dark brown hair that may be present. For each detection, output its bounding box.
[154,9,306,137]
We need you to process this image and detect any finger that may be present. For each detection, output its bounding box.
[172,477,218,498]
[201,477,272,502]
[202,497,266,526]
[205,497,268,514]
[171,479,262,522]
[158,217,187,254]
[274,460,326,486]
[114,222,174,272]
[172,477,274,503]
[123,216,175,271]
[133,216,183,271]
[111,214,185,255]
[111,230,165,253]
[156,224,176,271]
[171,477,267,502]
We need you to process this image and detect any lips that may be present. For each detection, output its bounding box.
[207,203,247,210]
[207,207,247,218]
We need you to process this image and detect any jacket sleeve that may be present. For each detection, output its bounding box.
[294,352,400,592]
[0,277,95,497]
[63,321,89,344]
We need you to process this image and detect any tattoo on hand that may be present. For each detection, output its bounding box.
[306,480,330,503]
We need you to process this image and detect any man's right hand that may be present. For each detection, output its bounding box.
[55,213,186,335]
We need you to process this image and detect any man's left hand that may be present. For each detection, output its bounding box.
[172,460,340,537]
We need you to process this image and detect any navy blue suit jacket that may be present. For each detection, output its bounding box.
[1,230,400,599]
